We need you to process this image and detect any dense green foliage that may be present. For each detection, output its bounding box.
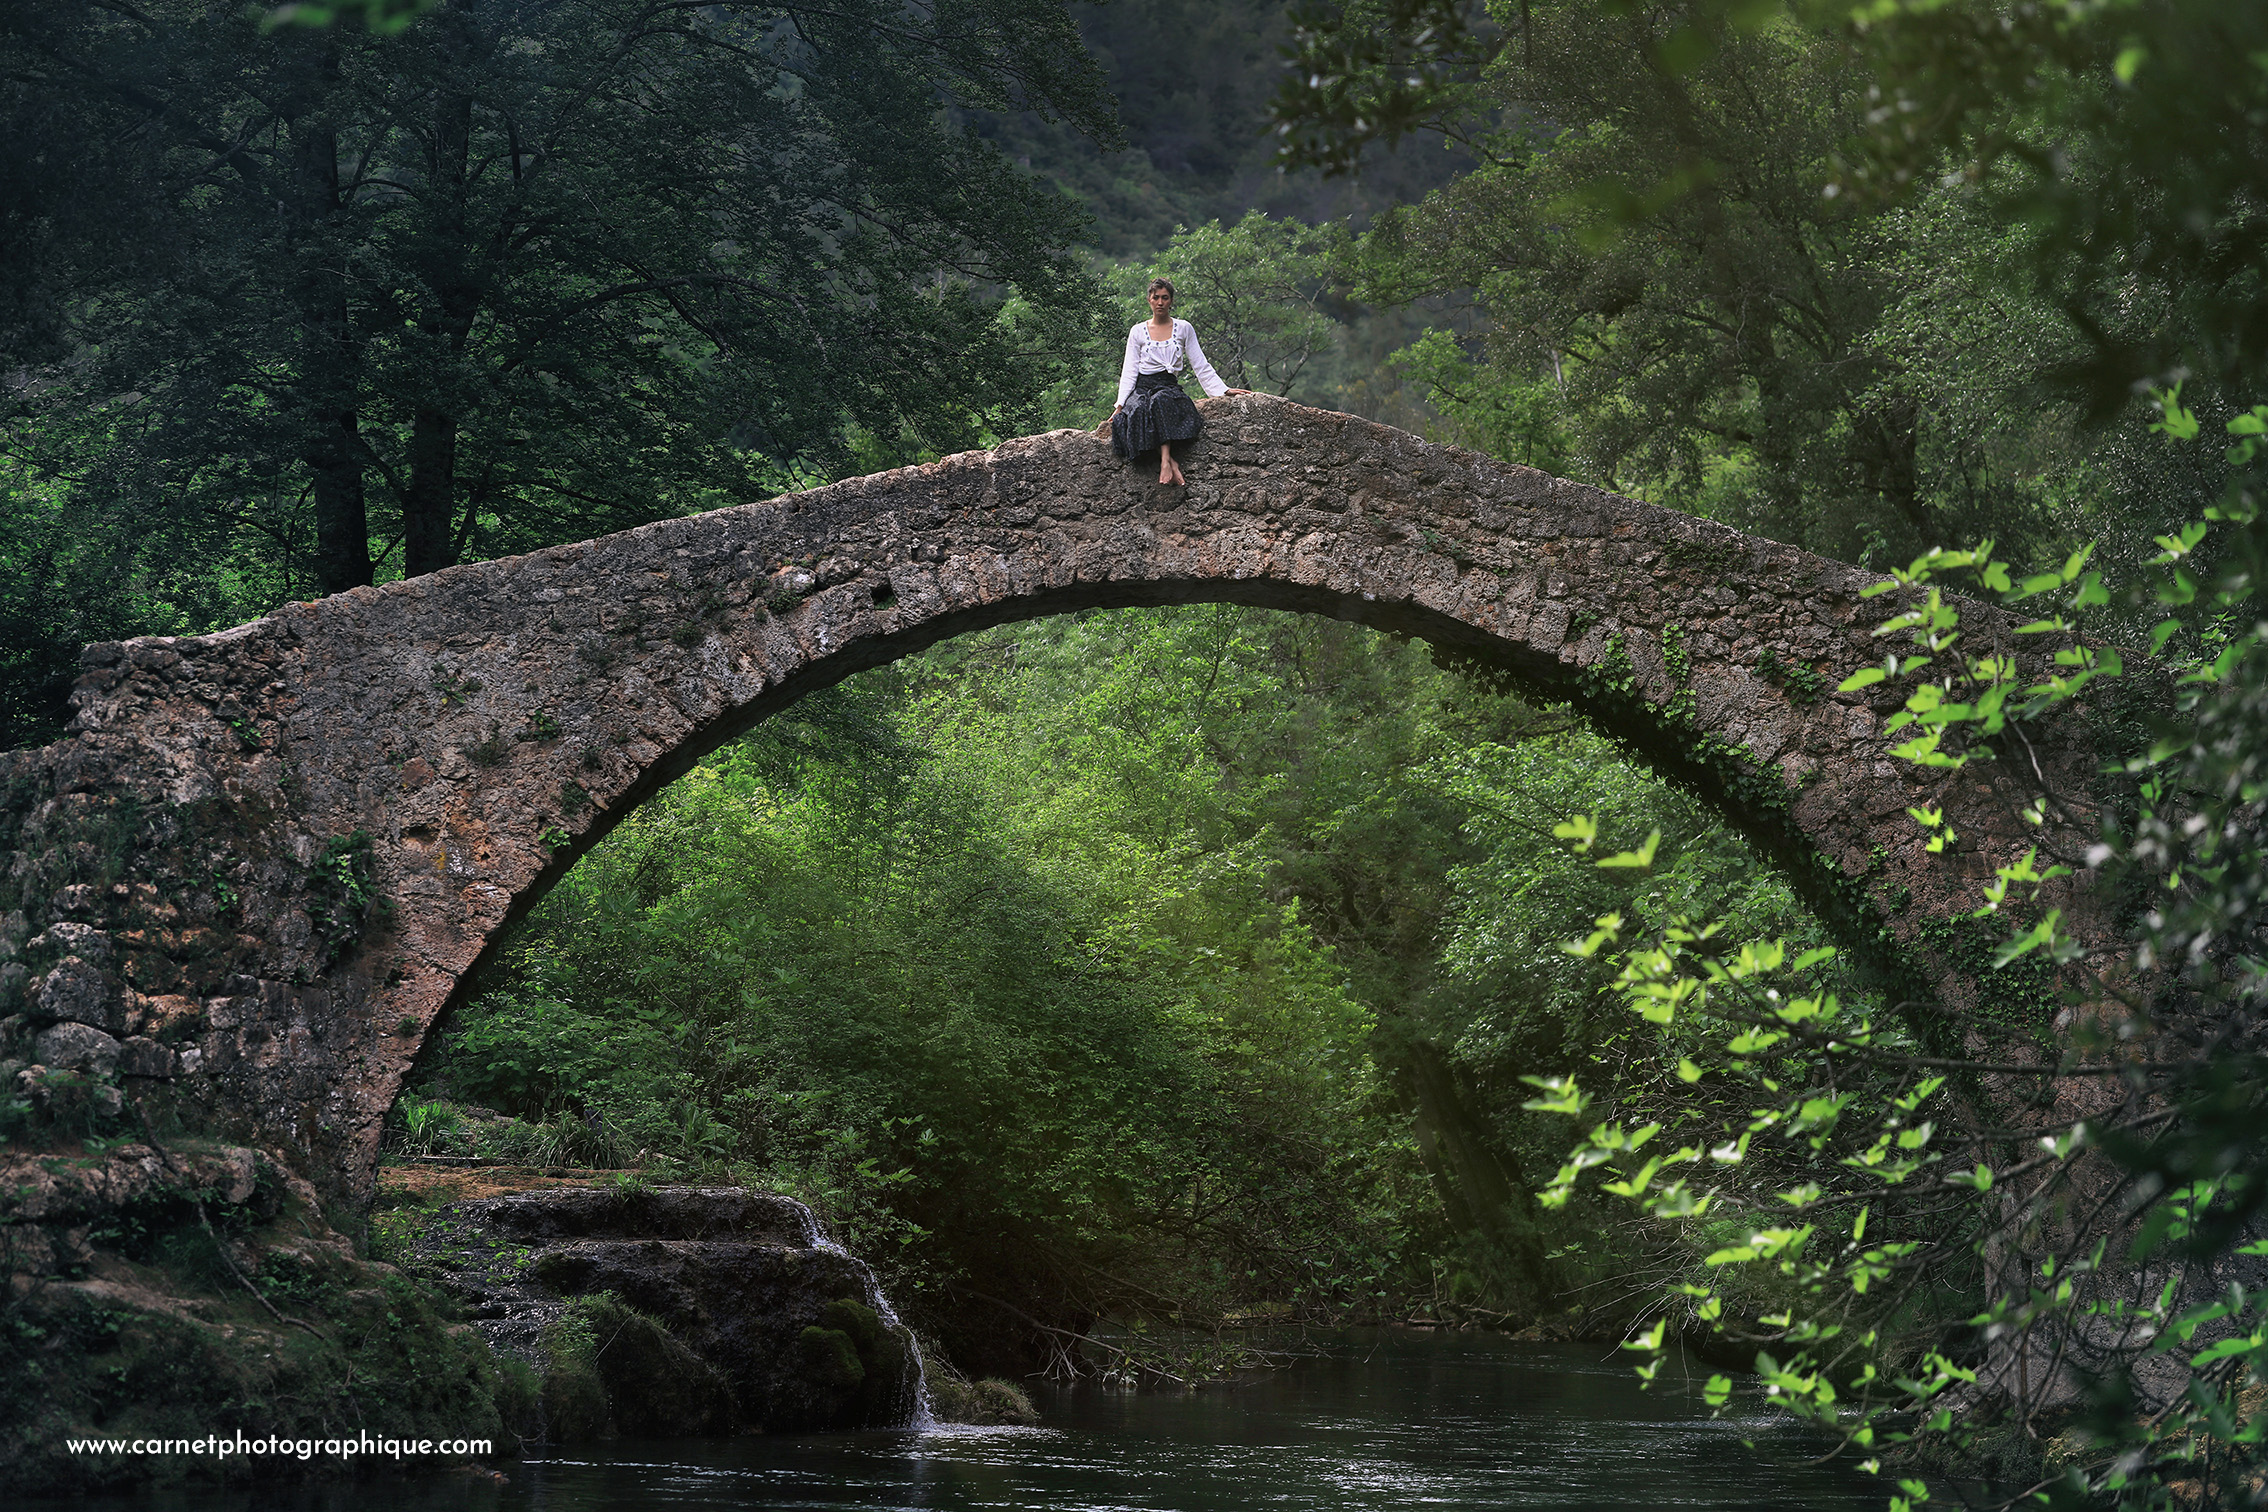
[11,0,2268,1500]
[1506,406,2268,1507]
[1276,0,2233,576]
[419,616,1421,1334]
[406,607,1845,1356]
[1261,0,2268,1501]
[0,0,1115,743]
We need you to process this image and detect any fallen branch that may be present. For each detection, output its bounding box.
[953,1287,1192,1387]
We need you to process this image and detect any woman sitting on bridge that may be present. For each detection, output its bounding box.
[1098,278,1249,485]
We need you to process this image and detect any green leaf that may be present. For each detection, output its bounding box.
[2191,1334,2265,1366]
[1838,667,1886,691]
[1596,829,1663,869]
[2152,385,2198,439]
[1553,815,1599,851]
[1519,1074,1592,1116]
[1602,1156,1668,1198]
[1622,1321,1667,1358]
[1895,1076,1946,1112]
[1563,912,1625,958]
[1991,911,2064,968]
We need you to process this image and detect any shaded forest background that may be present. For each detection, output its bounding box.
[10,4,2268,1480]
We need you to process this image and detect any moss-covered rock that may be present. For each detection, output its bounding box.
[0,1142,514,1494]
[0,1251,507,1494]
[399,1187,923,1432]
[538,1307,610,1442]
[573,1293,732,1437]
[797,1322,867,1389]
[786,1297,923,1428]
[930,1374,1041,1426]
[3,1163,929,1491]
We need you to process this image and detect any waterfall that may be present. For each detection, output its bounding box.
[784,1198,936,1430]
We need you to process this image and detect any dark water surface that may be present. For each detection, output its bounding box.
[105,1331,1893,1511]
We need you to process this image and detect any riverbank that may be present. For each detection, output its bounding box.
[0,1139,509,1495]
[0,1148,1026,1495]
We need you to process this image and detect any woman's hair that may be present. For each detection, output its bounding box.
[1146,277,1175,299]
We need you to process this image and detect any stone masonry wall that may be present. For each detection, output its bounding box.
[0,396,2131,1202]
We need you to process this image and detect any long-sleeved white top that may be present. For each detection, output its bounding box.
[1116,318,1230,404]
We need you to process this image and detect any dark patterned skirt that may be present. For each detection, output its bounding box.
[1112,370,1204,460]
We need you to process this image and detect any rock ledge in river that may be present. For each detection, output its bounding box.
[398,1185,921,1436]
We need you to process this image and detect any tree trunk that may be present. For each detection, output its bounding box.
[403,2,481,580]
[403,404,460,578]
[285,49,372,596]
[1858,392,1935,547]
[308,406,373,596]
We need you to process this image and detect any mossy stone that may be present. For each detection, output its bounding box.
[795,1325,865,1389]
[574,1293,732,1436]
[539,1311,610,1441]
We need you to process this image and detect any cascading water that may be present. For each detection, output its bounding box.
[783,1197,936,1430]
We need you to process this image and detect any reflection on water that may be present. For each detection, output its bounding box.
[89,1331,1891,1512]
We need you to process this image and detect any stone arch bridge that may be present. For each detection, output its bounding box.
[0,397,2119,1201]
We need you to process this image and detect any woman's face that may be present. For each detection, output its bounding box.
[1148,287,1173,321]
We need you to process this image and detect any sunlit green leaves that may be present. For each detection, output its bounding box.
[1518,1074,1593,1117]
[1595,828,1664,870]
[1553,815,1600,851]
[1563,912,1626,959]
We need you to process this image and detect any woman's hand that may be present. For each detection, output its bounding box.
[1226,387,1253,396]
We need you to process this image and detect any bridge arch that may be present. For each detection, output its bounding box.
[0,397,2113,1198]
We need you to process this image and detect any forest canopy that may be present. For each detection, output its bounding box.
[9,0,2268,1504]
[0,0,1115,742]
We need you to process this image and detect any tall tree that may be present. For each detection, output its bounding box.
[1335,4,1951,553]
[3,0,1116,594]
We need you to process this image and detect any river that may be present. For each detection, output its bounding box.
[93,1330,1892,1511]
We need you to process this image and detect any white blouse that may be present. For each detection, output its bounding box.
[1117,318,1230,404]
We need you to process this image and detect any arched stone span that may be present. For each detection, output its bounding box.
[0,397,2119,1200]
